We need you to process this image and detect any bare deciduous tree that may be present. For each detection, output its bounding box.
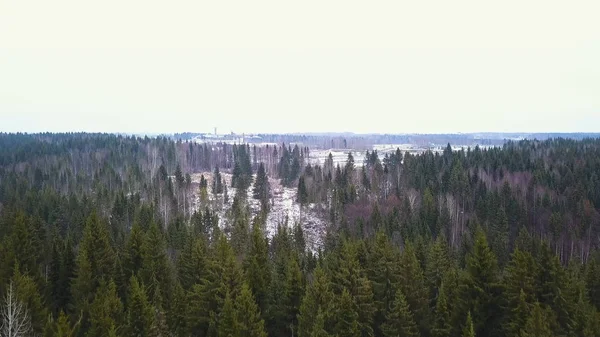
[1,282,33,337]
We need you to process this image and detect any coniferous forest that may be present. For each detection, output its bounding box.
[1,132,600,337]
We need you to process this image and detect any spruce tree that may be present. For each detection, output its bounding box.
[243,220,270,314]
[80,211,116,285]
[70,247,94,319]
[381,289,419,337]
[334,289,360,337]
[125,275,154,337]
[212,166,223,194]
[218,291,236,337]
[462,312,475,337]
[506,289,531,337]
[13,267,46,335]
[87,280,123,337]
[398,242,429,337]
[366,231,400,336]
[123,222,146,278]
[298,265,333,337]
[177,236,207,291]
[140,222,172,308]
[432,281,452,337]
[310,309,332,337]
[461,227,502,337]
[235,283,268,337]
[521,302,552,337]
[253,162,270,211]
[425,235,452,306]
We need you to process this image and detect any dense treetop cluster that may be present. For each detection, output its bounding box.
[0,133,599,337]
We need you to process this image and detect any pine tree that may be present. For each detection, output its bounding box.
[235,283,268,337]
[334,289,360,337]
[125,275,154,337]
[381,289,420,337]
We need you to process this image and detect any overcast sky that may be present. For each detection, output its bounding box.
[1,0,599,134]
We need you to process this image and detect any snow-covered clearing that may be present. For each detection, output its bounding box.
[190,172,326,250]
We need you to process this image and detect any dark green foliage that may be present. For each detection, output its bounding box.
[462,312,475,337]
[218,292,236,337]
[398,242,430,337]
[212,166,223,194]
[521,302,553,337]
[381,289,420,337]
[1,134,600,337]
[460,227,502,337]
[125,275,154,337]
[87,280,123,337]
[253,163,271,211]
[235,283,268,337]
[244,220,271,314]
[333,289,360,337]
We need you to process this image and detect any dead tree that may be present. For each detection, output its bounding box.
[1,282,33,337]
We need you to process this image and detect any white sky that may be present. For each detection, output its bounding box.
[1,0,599,134]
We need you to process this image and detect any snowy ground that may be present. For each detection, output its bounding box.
[190,172,326,250]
